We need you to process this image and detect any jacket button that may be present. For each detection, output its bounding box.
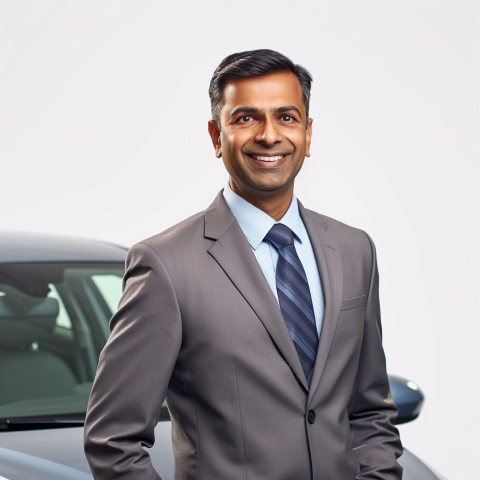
[307,410,316,424]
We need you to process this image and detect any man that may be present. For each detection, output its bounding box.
[84,49,403,479]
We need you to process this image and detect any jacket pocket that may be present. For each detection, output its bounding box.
[340,294,366,311]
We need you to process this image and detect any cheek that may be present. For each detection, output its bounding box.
[228,131,251,151]
[290,135,308,158]
[290,131,307,146]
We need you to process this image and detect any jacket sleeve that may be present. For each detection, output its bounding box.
[84,242,182,480]
[349,234,403,479]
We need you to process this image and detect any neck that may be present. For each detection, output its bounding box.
[230,183,294,221]
[251,197,292,221]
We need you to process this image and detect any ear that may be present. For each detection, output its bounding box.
[305,118,313,158]
[208,120,222,158]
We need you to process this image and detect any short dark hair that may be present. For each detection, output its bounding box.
[209,49,313,127]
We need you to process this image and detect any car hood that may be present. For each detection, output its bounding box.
[0,423,174,480]
[0,446,92,480]
[0,427,90,474]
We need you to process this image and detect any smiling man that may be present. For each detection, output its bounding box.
[208,70,312,221]
[85,49,403,480]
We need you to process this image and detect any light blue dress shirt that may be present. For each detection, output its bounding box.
[223,184,325,336]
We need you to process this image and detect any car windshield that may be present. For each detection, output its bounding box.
[0,263,124,423]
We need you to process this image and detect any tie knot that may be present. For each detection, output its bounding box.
[265,223,295,249]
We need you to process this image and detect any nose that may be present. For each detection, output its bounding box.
[254,118,282,146]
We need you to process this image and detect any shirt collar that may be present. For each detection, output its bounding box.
[223,183,305,250]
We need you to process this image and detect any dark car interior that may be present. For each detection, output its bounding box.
[0,263,124,423]
[0,292,77,405]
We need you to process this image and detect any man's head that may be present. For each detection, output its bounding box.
[209,49,312,128]
[208,49,314,220]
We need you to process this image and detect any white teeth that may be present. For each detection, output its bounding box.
[253,155,284,162]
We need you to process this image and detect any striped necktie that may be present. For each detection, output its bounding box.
[265,223,318,386]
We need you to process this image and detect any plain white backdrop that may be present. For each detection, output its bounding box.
[1,1,478,478]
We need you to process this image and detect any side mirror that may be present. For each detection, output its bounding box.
[388,375,425,425]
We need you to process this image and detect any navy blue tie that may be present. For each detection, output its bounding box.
[265,224,318,386]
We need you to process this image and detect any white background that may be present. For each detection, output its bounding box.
[1,1,478,478]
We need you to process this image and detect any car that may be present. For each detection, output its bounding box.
[0,231,446,480]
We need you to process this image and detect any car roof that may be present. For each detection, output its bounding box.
[0,231,127,263]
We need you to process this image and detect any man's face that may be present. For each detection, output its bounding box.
[208,71,312,208]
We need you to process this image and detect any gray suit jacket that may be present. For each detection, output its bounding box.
[84,192,403,479]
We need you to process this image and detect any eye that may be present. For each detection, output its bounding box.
[238,115,253,123]
[281,114,295,122]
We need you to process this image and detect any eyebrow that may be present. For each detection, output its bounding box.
[276,105,303,118]
[230,107,258,119]
[230,105,303,119]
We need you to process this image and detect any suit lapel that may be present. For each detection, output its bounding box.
[299,205,344,400]
[204,192,309,390]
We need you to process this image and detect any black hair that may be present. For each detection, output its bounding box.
[209,49,313,127]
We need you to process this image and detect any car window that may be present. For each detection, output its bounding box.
[0,263,124,422]
[91,274,122,313]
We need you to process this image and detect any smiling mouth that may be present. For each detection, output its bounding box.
[248,154,288,162]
